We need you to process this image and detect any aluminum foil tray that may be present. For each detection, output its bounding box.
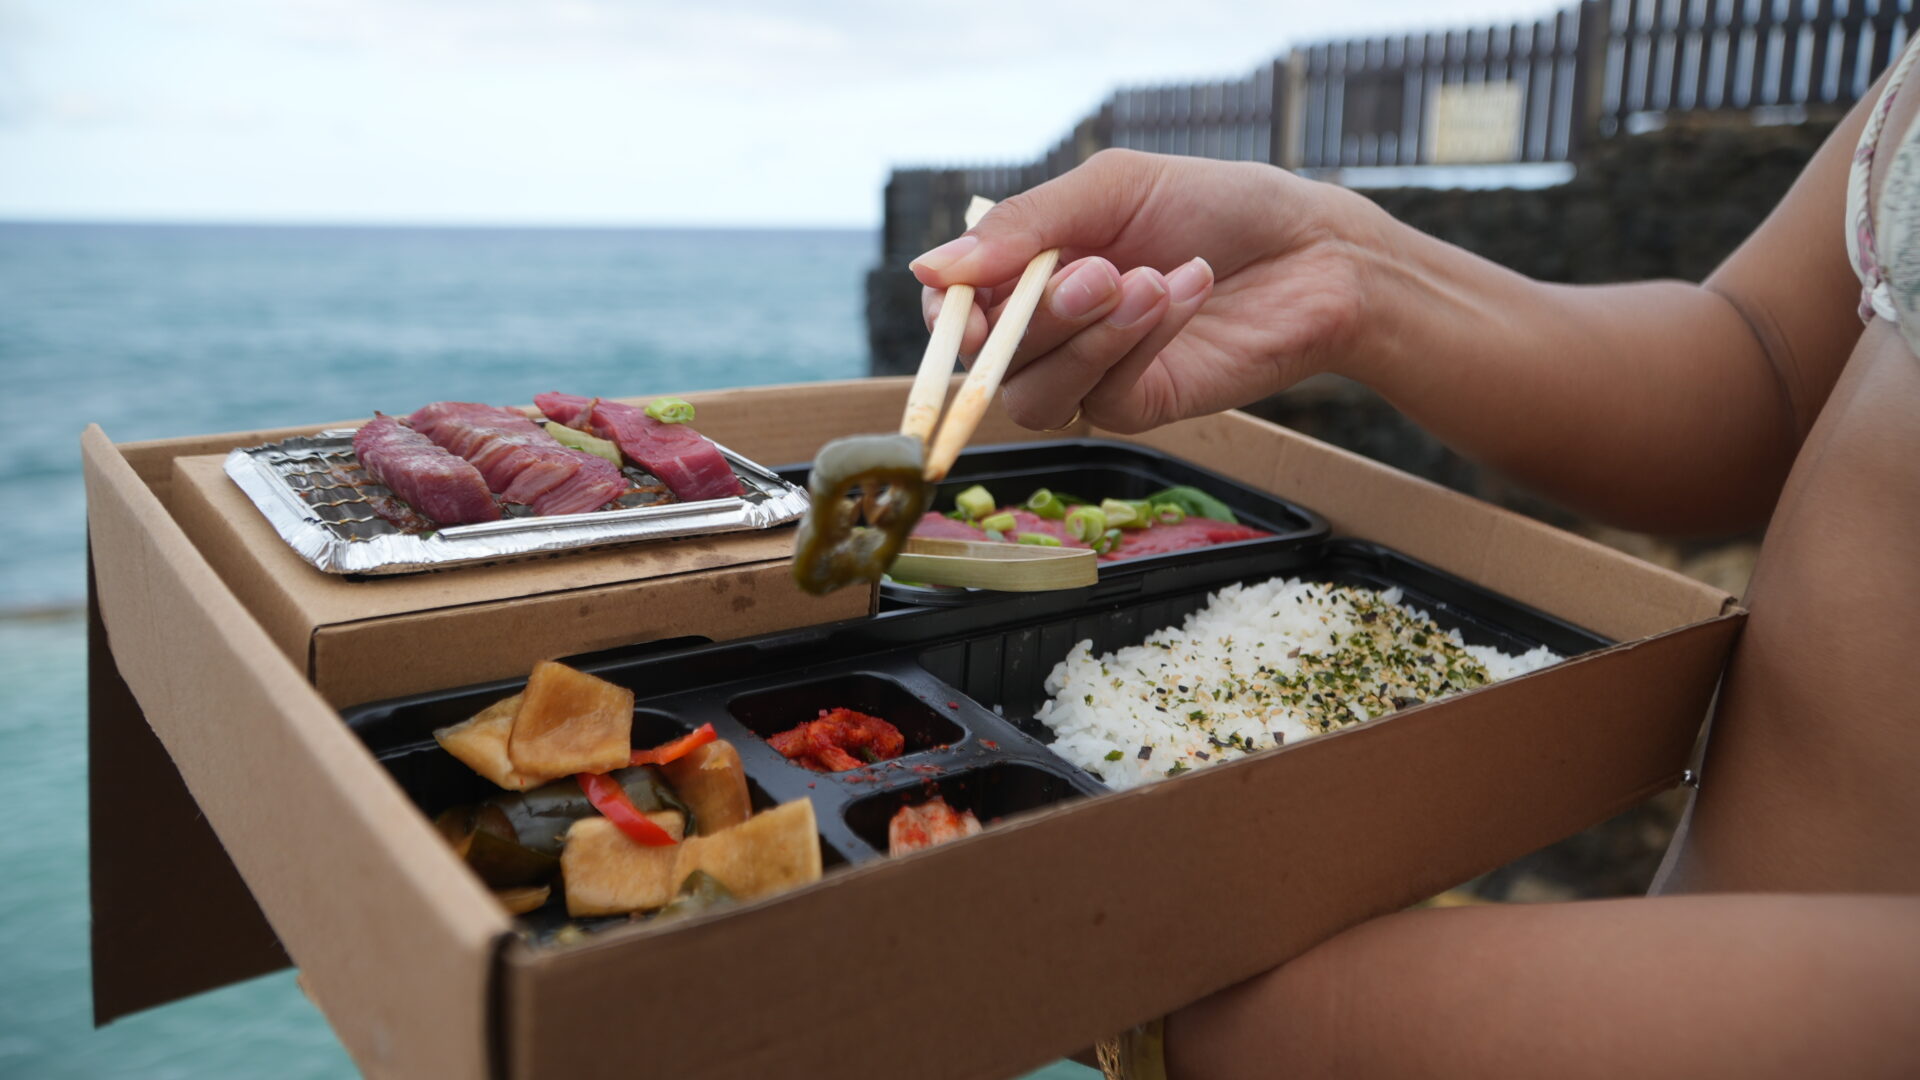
[224,428,810,576]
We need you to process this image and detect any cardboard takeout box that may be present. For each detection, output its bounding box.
[85,378,1742,1079]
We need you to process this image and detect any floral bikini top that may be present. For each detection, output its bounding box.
[1848,32,1920,353]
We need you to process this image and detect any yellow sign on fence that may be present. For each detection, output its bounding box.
[1427,82,1526,164]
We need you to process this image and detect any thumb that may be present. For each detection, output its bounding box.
[908,149,1159,289]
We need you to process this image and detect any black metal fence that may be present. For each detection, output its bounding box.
[882,0,1920,262]
[1288,8,1589,170]
[1601,0,1912,124]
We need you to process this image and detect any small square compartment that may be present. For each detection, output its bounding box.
[842,762,1092,853]
[628,709,695,753]
[727,673,965,763]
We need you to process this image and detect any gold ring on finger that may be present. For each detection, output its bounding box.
[1042,407,1084,433]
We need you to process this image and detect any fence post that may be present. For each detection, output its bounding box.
[1077,100,1115,164]
[1280,52,1308,169]
[1569,0,1611,157]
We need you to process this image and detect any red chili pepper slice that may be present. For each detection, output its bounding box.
[577,773,678,847]
[628,722,717,767]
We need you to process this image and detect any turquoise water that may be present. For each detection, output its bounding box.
[0,223,1091,1078]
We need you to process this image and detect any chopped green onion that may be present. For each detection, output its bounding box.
[1025,488,1067,519]
[1064,505,1107,543]
[1151,502,1187,525]
[544,422,623,467]
[1092,527,1123,555]
[979,512,1016,532]
[1099,498,1146,529]
[644,397,695,424]
[1017,532,1062,546]
[1104,749,1124,762]
[1021,490,1067,518]
[984,528,1006,542]
[954,484,995,520]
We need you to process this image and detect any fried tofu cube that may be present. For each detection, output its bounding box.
[561,811,686,917]
[671,799,822,902]
[508,661,633,780]
[433,693,534,790]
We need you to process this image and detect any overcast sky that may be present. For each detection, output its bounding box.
[1,0,1557,227]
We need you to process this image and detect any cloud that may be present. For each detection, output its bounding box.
[0,0,1567,224]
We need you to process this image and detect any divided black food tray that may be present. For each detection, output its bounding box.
[350,648,1097,872]
[344,539,1609,893]
[776,438,1331,607]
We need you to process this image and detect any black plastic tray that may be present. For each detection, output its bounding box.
[776,438,1331,607]
[343,538,1609,897]
[345,645,1103,874]
[914,540,1612,745]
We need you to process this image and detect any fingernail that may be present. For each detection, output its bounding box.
[1105,273,1168,329]
[1166,257,1212,304]
[910,234,979,274]
[1050,261,1119,320]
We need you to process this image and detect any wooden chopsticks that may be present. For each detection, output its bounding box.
[901,196,1062,481]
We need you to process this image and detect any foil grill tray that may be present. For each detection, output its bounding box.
[224,428,809,576]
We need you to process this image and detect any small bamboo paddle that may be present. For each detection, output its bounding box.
[890,537,1096,591]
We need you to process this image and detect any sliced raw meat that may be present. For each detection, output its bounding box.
[405,401,624,516]
[909,514,986,541]
[322,461,433,532]
[1002,509,1086,548]
[1111,518,1269,559]
[351,413,500,526]
[406,402,554,490]
[909,504,1268,562]
[537,451,627,515]
[535,392,743,502]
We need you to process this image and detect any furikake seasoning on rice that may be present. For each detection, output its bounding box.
[1034,577,1560,789]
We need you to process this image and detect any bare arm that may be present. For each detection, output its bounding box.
[914,95,1870,534]
[1166,893,1920,1080]
[1347,108,1864,532]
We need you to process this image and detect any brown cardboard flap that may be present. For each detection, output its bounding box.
[312,564,869,707]
[84,426,506,1076]
[502,614,1740,1080]
[170,454,800,627]
[169,455,870,706]
[1118,413,1734,642]
[88,562,288,1023]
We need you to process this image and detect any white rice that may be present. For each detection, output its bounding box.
[1034,576,1560,789]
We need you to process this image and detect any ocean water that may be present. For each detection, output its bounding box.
[0,223,1091,1079]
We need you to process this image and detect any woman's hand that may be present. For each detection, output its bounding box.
[910,149,1385,432]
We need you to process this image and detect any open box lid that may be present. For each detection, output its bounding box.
[86,424,511,1074]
